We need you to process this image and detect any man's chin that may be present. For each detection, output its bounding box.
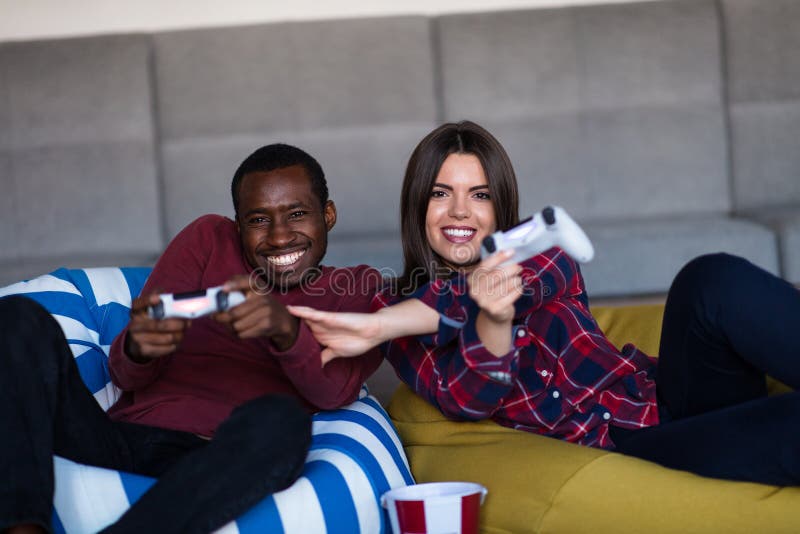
[252,264,321,292]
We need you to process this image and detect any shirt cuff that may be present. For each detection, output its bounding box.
[458,306,519,384]
[270,321,319,369]
[409,277,471,346]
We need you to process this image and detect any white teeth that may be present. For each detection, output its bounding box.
[443,228,475,238]
[266,250,306,266]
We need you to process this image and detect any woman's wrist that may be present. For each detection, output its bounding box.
[475,310,513,357]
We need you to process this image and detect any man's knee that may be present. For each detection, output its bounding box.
[219,395,312,453]
[0,295,59,340]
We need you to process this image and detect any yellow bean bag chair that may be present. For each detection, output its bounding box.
[388,304,800,533]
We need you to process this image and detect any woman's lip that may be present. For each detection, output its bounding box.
[441,227,477,244]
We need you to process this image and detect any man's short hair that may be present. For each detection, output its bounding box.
[231,144,328,214]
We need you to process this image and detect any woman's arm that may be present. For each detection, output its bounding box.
[287,298,439,364]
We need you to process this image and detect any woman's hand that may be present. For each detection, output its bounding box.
[287,306,384,364]
[468,249,524,324]
[468,249,524,356]
[289,299,439,364]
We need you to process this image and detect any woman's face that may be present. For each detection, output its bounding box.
[425,153,497,271]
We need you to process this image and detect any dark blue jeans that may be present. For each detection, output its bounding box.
[609,254,800,485]
[0,295,311,533]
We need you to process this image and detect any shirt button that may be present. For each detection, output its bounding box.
[517,329,527,338]
[540,370,549,377]
[552,391,560,399]
[603,412,611,420]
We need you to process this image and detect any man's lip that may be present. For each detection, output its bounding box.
[441,226,477,244]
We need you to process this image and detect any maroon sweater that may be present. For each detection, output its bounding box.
[108,214,383,437]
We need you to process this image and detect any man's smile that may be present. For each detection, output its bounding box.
[265,249,307,267]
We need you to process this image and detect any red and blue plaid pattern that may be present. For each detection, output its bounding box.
[376,248,660,449]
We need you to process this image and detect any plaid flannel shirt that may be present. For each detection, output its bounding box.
[375,248,660,449]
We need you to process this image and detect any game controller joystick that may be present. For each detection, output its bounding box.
[481,205,594,264]
[147,286,246,319]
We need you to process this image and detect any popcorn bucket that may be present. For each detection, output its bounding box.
[381,482,488,534]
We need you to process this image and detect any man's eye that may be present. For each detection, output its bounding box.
[248,217,268,225]
[289,211,307,219]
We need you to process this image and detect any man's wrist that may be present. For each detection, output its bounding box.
[272,316,300,351]
[123,333,151,364]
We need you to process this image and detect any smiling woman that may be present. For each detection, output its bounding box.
[398,121,520,291]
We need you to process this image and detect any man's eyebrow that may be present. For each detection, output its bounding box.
[242,202,310,218]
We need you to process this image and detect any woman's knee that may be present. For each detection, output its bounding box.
[670,253,758,301]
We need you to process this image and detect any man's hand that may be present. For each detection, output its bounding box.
[126,292,191,361]
[214,275,299,351]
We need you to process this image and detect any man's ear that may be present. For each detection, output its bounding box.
[234,215,241,234]
[324,200,337,231]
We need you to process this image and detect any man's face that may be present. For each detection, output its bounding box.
[235,165,336,290]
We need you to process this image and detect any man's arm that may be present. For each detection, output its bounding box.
[108,216,215,390]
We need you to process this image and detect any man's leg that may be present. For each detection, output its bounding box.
[103,394,311,534]
[0,296,156,531]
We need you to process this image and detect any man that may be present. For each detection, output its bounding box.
[1,144,383,533]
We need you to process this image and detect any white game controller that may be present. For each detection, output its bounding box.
[481,205,595,264]
[147,286,246,319]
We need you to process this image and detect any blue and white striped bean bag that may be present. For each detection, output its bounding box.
[0,267,413,533]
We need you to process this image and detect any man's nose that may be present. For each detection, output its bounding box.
[266,222,296,247]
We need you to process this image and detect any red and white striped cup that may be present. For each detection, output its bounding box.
[381,482,488,534]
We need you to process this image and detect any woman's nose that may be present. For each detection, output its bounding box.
[448,196,470,219]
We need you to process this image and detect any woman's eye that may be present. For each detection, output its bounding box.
[430,190,447,198]
[474,191,491,200]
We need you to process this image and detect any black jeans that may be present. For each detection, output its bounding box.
[0,295,312,533]
[609,254,800,486]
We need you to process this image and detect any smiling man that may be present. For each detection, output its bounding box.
[0,144,384,534]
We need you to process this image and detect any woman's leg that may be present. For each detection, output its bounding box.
[612,254,800,485]
[613,391,800,485]
[656,253,800,419]
[103,394,311,534]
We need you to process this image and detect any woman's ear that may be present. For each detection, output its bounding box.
[324,200,337,231]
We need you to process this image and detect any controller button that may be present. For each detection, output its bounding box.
[542,206,556,225]
[540,370,549,377]
[603,412,612,421]
[516,329,527,338]
[552,391,560,399]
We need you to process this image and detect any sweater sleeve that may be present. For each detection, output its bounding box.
[108,216,216,391]
[271,266,384,409]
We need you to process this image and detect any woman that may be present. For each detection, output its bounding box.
[290,120,800,486]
